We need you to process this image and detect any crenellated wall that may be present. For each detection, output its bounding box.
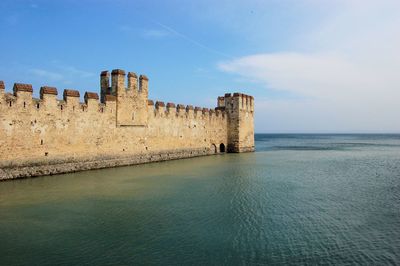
[0,70,254,180]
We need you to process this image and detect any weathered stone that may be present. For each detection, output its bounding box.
[0,81,5,90]
[40,86,58,96]
[0,69,255,181]
[14,83,33,93]
[63,89,80,98]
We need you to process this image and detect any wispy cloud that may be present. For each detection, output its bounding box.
[29,68,64,81]
[29,64,95,86]
[218,1,400,132]
[118,25,133,33]
[153,21,232,58]
[119,25,170,39]
[59,66,94,79]
[143,29,170,38]
[119,20,231,57]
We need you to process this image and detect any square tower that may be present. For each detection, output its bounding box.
[101,69,149,126]
[224,93,255,152]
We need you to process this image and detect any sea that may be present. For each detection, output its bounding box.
[0,134,400,265]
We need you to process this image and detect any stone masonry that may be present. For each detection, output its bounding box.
[0,70,254,180]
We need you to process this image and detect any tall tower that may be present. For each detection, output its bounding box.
[100,69,149,126]
[222,93,255,152]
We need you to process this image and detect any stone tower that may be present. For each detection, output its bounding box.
[218,93,255,152]
[0,68,257,180]
[101,69,149,126]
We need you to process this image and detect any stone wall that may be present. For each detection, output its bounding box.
[0,70,254,180]
[0,148,215,180]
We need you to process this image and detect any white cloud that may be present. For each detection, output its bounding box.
[118,25,132,32]
[59,66,94,79]
[218,0,400,132]
[29,65,94,86]
[143,29,170,38]
[119,25,170,39]
[29,68,64,81]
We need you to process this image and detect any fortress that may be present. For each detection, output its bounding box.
[0,69,254,180]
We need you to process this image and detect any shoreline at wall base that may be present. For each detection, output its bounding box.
[227,146,255,153]
[0,148,219,181]
[238,146,255,153]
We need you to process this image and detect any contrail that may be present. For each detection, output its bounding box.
[152,20,233,59]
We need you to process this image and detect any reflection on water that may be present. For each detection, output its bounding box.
[1,134,400,265]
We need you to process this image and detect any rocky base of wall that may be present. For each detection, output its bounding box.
[227,145,255,153]
[0,148,216,181]
[239,146,256,153]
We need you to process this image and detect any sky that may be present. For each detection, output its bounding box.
[0,0,399,133]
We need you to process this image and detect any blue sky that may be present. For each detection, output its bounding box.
[1,0,399,132]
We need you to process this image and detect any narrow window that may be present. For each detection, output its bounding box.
[40,140,43,145]
[132,112,135,121]
[61,105,63,111]
[23,102,26,108]
[36,103,40,109]
[9,102,12,107]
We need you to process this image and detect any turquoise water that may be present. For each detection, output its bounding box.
[1,134,400,265]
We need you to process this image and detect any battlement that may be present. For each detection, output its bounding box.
[0,88,234,125]
[0,81,116,113]
[0,69,254,180]
[100,69,149,102]
[40,86,58,97]
[14,83,33,94]
[0,71,254,121]
[219,92,254,112]
[146,100,226,119]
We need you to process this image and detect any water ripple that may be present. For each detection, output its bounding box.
[0,134,400,265]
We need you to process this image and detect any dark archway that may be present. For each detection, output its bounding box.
[219,143,226,153]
